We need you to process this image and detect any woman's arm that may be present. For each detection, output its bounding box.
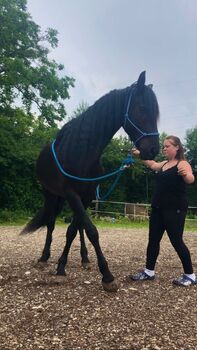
[177,161,195,184]
[131,148,165,171]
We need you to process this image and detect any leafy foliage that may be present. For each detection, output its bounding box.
[0,109,57,212]
[69,101,89,120]
[184,127,197,206]
[185,127,197,173]
[100,137,147,203]
[0,0,74,125]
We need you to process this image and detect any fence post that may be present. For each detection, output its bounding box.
[124,204,127,217]
[95,199,99,218]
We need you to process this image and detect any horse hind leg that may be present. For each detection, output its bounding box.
[56,217,78,275]
[79,227,90,269]
[37,193,65,263]
[38,220,55,263]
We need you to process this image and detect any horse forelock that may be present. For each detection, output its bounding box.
[128,82,159,123]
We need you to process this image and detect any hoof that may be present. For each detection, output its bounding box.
[82,262,91,270]
[33,261,48,269]
[46,274,66,285]
[102,280,118,292]
[54,274,66,284]
[56,269,66,277]
[38,256,49,263]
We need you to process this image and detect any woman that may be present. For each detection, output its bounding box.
[130,135,196,286]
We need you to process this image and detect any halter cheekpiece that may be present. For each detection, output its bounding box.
[123,86,159,145]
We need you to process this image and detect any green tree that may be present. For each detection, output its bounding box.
[0,109,58,214]
[0,0,74,125]
[184,127,197,206]
[69,101,89,120]
[99,137,145,203]
[155,131,167,161]
[185,127,197,173]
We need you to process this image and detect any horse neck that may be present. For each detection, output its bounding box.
[87,89,125,157]
[55,88,126,174]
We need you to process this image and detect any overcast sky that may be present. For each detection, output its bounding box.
[27,0,197,142]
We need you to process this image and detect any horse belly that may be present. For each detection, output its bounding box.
[36,144,96,200]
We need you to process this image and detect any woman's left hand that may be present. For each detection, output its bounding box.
[177,161,195,184]
[177,165,188,177]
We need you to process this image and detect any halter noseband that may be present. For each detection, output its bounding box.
[123,87,159,146]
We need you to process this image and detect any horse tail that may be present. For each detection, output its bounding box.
[20,207,49,234]
[20,196,65,234]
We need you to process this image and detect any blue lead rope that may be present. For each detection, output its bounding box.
[96,153,134,200]
[51,140,134,200]
[51,140,134,182]
[96,171,123,200]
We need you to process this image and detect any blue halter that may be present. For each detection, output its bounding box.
[124,87,159,146]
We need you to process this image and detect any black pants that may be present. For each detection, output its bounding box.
[146,207,193,274]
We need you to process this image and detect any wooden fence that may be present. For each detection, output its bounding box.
[90,200,197,221]
[90,200,150,220]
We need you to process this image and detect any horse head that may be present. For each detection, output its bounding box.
[123,71,160,160]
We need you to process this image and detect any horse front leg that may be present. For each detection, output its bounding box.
[84,215,118,292]
[79,227,90,269]
[59,192,118,292]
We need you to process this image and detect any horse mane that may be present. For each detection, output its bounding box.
[55,88,127,176]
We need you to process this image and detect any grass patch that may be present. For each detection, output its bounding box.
[1,212,196,231]
[185,220,197,232]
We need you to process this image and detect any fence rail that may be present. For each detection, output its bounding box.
[89,200,197,221]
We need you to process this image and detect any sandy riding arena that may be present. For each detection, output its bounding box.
[0,226,196,350]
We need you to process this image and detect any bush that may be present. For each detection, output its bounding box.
[0,209,31,224]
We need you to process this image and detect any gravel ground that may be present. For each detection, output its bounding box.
[0,226,196,350]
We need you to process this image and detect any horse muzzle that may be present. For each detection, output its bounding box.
[138,137,160,160]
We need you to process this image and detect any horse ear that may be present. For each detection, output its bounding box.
[148,84,153,89]
[137,71,146,91]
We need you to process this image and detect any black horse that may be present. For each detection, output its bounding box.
[22,71,160,292]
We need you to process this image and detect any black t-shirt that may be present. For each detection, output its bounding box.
[151,162,188,210]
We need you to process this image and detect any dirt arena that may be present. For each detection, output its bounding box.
[0,226,196,350]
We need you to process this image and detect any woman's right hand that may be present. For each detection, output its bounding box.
[131,148,140,156]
